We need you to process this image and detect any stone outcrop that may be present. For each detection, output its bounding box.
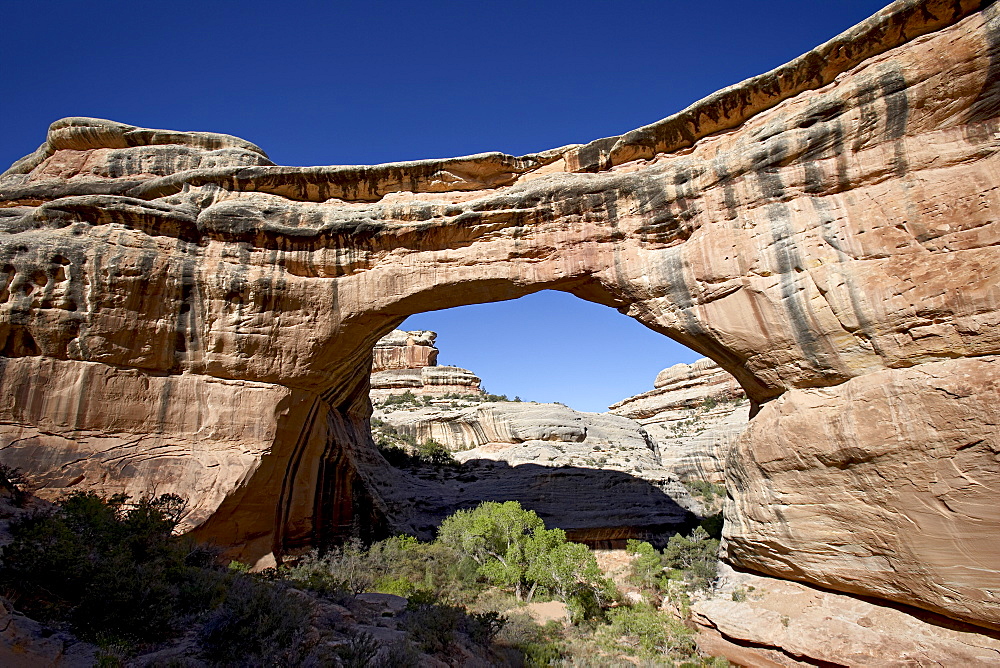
[371,330,438,372]
[692,564,1000,666]
[370,330,482,399]
[611,358,749,483]
[1,0,998,636]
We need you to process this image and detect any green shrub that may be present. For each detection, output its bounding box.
[684,480,727,504]
[416,439,456,466]
[377,441,417,468]
[601,604,696,659]
[662,526,720,589]
[467,610,507,645]
[336,630,381,668]
[376,436,456,468]
[0,492,226,643]
[285,540,375,595]
[198,576,311,665]
[401,603,464,654]
[625,539,666,591]
[699,512,724,540]
[380,390,420,407]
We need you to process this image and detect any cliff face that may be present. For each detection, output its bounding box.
[370,330,482,398]
[1,0,998,630]
[371,330,439,372]
[611,359,749,483]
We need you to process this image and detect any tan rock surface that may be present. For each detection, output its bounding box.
[692,564,1000,666]
[611,358,750,483]
[371,330,438,372]
[724,355,1000,629]
[369,330,482,398]
[0,0,997,634]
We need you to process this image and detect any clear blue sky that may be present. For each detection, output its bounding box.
[2,0,889,411]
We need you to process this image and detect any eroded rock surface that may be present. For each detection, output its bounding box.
[611,358,749,483]
[692,564,1000,666]
[370,330,483,399]
[0,0,998,634]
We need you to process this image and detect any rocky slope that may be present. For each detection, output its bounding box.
[611,358,749,483]
[0,0,997,639]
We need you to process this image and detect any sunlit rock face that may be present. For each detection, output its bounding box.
[611,358,749,483]
[0,0,998,628]
[372,330,439,372]
[370,329,482,399]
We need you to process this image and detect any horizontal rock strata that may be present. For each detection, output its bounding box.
[611,358,749,483]
[370,330,482,398]
[0,0,997,637]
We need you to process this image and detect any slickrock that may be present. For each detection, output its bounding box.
[370,330,482,398]
[723,355,1000,630]
[692,564,1000,666]
[0,0,998,636]
[611,358,750,482]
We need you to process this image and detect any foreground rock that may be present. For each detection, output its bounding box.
[693,564,1000,666]
[0,0,997,635]
[724,356,1000,631]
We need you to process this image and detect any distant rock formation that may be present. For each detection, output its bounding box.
[369,335,738,546]
[611,359,749,483]
[372,330,438,370]
[370,332,706,545]
[370,330,483,399]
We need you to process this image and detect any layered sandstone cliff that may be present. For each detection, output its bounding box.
[370,330,483,399]
[611,359,750,483]
[0,0,997,639]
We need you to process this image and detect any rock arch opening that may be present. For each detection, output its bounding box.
[365,289,748,549]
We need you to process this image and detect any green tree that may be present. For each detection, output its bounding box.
[626,539,666,591]
[529,537,606,604]
[662,526,720,588]
[437,501,544,600]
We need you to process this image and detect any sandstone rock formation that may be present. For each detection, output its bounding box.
[611,358,749,483]
[370,338,707,543]
[693,564,1000,666]
[0,0,997,637]
[370,330,482,399]
[372,330,438,372]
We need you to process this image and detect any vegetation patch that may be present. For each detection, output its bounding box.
[0,486,728,666]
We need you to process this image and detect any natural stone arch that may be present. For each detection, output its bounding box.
[0,0,997,630]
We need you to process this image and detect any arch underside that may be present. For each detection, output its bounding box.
[0,0,998,630]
